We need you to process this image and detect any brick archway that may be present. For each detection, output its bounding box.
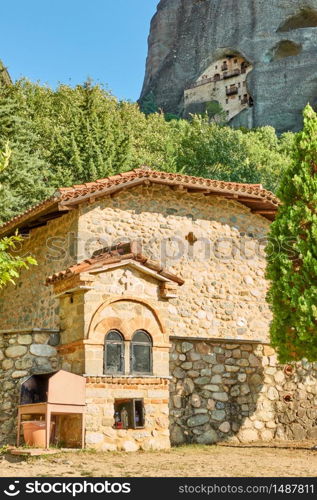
[87,296,166,346]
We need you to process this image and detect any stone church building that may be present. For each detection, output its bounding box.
[0,168,316,451]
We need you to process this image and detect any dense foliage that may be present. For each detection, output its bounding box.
[0,79,294,223]
[266,105,317,362]
[0,144,36,287]
[0,233,37,288]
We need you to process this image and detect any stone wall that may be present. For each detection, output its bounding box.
[85,376,170,451]
[170,339,317,445]
[0,331,60,445]
[2,331,316,448]
[77,184,271,343]
[0,210,77,332]
[0,184,272,344]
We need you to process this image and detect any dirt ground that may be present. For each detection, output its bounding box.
[1,442,316,477]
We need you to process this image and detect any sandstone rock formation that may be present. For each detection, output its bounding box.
[140,0,317,132]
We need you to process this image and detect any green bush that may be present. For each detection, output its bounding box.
[266,105,317,362]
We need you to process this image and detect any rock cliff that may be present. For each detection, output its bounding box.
[140,0,317,132]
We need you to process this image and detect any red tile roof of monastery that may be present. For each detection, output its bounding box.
[46,241,185,286]
[0,167,280,236]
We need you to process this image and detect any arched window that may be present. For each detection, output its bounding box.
[131,330,152,374]
[104,330,124,374]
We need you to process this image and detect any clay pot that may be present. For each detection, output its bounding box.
[22,421,55,447]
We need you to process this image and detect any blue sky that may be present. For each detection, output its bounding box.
[2,0,158,101]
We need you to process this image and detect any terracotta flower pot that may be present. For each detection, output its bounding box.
[22,421,55,447]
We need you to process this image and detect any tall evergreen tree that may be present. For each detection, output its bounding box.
[266,105,317,362]
[0,144,36,287]
[0,82,53,222]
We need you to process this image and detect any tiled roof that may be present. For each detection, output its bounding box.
[57,167,278,203]
[46,241,185,286]
[0,167,280,236]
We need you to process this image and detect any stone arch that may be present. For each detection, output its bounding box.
[87,296,166,346]
[197,49,252,81]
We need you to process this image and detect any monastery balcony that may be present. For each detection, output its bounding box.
[185,76,215,90]
[221,64,228,71]
[223,69,241,79]
[226,86,238,96]
[185,67,241,91]
[241,96,249,105]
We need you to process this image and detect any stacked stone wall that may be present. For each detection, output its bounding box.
[78,185,271,343]
[0,211,77,332]
[170,339,317,445]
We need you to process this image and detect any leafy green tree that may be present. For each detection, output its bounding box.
[266,105,317,362]
[0,144,36,287]
[164,113,180,122]
[172,115,262,183]
[0,82,53,222]
[0,79,294,222]
[243,127,294,192]
[0,233,37,288]
[205,101,227,124]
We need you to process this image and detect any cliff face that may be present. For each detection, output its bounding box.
[140,0,317,132]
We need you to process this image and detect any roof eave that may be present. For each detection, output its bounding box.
[0,169,279,236]
[0,198,71,238]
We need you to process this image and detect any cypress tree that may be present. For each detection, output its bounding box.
[266,104,317,362]
[0,83,53,222]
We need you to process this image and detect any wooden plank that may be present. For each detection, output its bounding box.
[10,448,61,456]
[252,210,276,215]
[204,192,235,198]
[187,188,208,194]
[237,197,264,203]
[62,179,145,206]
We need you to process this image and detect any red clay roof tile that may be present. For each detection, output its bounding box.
[0,167,279,236]
[46,241,184,286]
